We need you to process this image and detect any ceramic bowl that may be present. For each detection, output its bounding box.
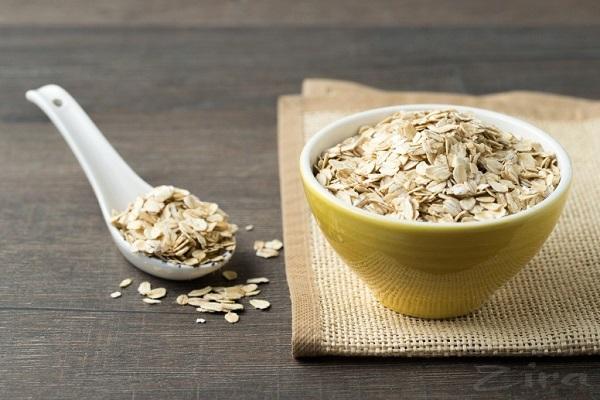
[299,104,572,318]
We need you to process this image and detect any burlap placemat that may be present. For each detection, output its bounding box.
[278,79,600,358]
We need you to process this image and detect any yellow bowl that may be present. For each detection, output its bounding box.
[299,105,572,319]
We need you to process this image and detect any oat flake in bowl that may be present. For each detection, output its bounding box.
[313,109,561,223]
[111,186,237,265]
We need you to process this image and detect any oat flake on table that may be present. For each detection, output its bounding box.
[119,278,132,288]
[254,239,284,258]
[175,279,271,323]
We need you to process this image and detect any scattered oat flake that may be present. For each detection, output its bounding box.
[195,318,206,324]
[119,278,133,288]
[249,299,271,310]
[146,287,167,299]
[223,286,245,300]
[246,277,269,284]
[245,225,254,231]
[204,293,224,301]
[176,294,189,305]
[138,281,151,295]
[222,270,238,281]
[188,286,212,297]
[242,283,258,293]
[175,280,272,321]
[222,303,244,311]
[202,293,225,301]
[110,291,122,299]
[202,302,224,312]
[265,239,283,250]
[187,298,208,307]
[256,248,279,259]
[224,312,240,323]
[254,239,281,257]
[143,298,161,304]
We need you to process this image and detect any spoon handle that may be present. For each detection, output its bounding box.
[26,84,150,221]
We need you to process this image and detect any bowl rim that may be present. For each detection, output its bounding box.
[299,104,572,231]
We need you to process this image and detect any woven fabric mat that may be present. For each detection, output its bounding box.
[278,79,600,358]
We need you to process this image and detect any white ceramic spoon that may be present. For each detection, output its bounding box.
[26,84,234,280]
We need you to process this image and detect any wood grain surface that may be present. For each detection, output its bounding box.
[1,2,599,399]
[1,0,600,27]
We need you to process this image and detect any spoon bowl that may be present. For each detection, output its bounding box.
[26,84,233,280]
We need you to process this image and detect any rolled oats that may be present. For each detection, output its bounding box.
[146,287,167,299]
[176,294,189,305]
[188,286,212,297]
[246,277,269,284]
[119,278,133,288]
[256,248,279,258]
[249,299,271,310]
[222,303,244,311]
[132,276,273,325]
[265,239,283,251]
[187,297,208,307]
[222,270,238,281]
[111,186,237,264]
[254,239,283,258]
[201,301,225,312]
[241,283,258,293]
[314,109,560,222]
[137,281,151,295]
[224,312,240,323]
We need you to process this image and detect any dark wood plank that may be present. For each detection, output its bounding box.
[1,310,599,398]
[0,0,599,27]
[1,24,600,400]
[2,26,600,124]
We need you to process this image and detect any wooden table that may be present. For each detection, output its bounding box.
[1,1,599,398]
